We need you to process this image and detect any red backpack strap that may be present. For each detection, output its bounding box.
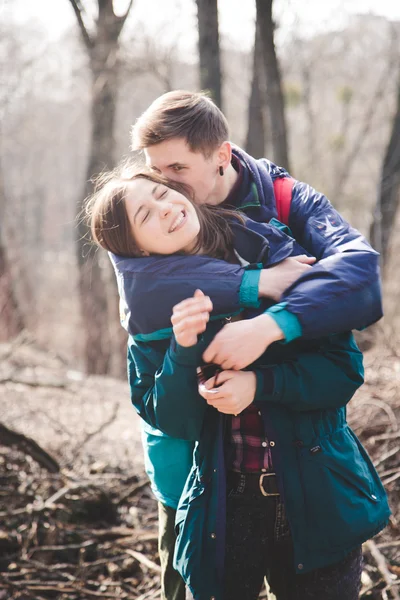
[273,176,295,226]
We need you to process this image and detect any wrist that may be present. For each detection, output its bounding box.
[255,313,284,346]
[258,269,279,302]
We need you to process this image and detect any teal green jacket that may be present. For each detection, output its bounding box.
[128,325,359,509]
[128,328,390,599]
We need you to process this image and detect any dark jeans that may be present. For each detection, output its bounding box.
[158,502,186,600]
[224,473,363,600]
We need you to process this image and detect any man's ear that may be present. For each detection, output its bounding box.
[217,141,232,171]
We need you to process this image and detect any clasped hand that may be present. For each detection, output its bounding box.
[197,369,257,415]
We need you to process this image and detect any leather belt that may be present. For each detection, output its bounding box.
[227,471,280,497]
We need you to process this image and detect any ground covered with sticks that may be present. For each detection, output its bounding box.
[0,335,399,599]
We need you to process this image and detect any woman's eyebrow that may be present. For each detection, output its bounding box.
[152,184,161,196]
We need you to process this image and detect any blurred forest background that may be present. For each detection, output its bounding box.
[1,0,400,376]
[1,1,400,599]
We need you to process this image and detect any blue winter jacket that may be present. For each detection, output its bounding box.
[110,147,383,510]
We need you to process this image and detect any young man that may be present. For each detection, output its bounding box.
[122,90,384,599]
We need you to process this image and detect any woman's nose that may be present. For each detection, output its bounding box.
[159,202,172,218]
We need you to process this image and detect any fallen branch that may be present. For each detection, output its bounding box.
[374,446,400,469]
[0,422,60,473]
[365,540,400,600]
[123,549,161,573]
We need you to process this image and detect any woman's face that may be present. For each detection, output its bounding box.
[125,178,201,256]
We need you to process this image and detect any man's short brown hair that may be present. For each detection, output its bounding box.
[131,90,229,156]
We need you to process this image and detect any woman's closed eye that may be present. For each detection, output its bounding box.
[154,187,168,201]
[141,209,150,224]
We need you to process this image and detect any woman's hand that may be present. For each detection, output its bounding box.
[198,370,257,415]
[171,289,213,347]
[258,255,316,302]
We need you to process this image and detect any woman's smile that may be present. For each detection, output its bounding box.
[169,209,187,233]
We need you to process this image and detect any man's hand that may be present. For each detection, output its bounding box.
[202,313,283,370]
[259,255,316,302]
[198,370,257,415]
[171,289,213,347]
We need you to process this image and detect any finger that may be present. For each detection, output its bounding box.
[201,379,233,399]
[198,385,225,401]
[202,342,217,364]
[173,313,209,331]
[172,310,210,328]
[172,299,213,320]
[293,254,316,264]
[207,399,238,414]
[172,295,213,315]
[204,370,234,389]
[194,289,204,298]
[172,304,212,323]
[219,359,236,370]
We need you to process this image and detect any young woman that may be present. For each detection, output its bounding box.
[86,164,390,600]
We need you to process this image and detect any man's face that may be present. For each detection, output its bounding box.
[144,138,221,205]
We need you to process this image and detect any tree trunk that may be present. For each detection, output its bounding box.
[76,59,118,375]
[245,23,266,158]
[0,170,24,341]
[370,75,400,266]
[70,0,133,374]
[256,0,290,171]
[196,0,222,108]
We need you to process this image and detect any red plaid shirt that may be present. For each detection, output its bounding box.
[222,157,274,472]
[229,404,273,472]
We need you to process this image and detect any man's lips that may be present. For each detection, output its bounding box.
[169,210,186,233]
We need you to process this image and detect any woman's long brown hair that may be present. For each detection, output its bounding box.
[86,161,243,262]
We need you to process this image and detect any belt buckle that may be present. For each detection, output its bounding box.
[259,473,279,497]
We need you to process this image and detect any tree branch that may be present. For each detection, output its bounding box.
[0,422,60,473]
[68,0,94,50]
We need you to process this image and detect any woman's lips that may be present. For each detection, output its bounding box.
[169,210,186,233]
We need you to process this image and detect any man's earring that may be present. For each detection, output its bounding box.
[219,166,224,176]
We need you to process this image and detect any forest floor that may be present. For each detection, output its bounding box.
[0,332,399,599]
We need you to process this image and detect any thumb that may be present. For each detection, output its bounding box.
[293,254,316,264]
[194,289,205,298]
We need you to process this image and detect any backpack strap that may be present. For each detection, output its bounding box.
[273,176,295,226]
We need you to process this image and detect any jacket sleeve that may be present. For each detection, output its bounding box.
[127,336,208,441]
[254,332,364,412]
[278,180,383,338]
[111,254,260,338]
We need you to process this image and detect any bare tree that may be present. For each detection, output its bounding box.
[196,0,222,108]
[0,172,25,341]
[370,71,400,266]
[332,26,398,201]
[245,22,266,158]
[121,31,179,92]
[256,0,290,171]
[69,0,133,374]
